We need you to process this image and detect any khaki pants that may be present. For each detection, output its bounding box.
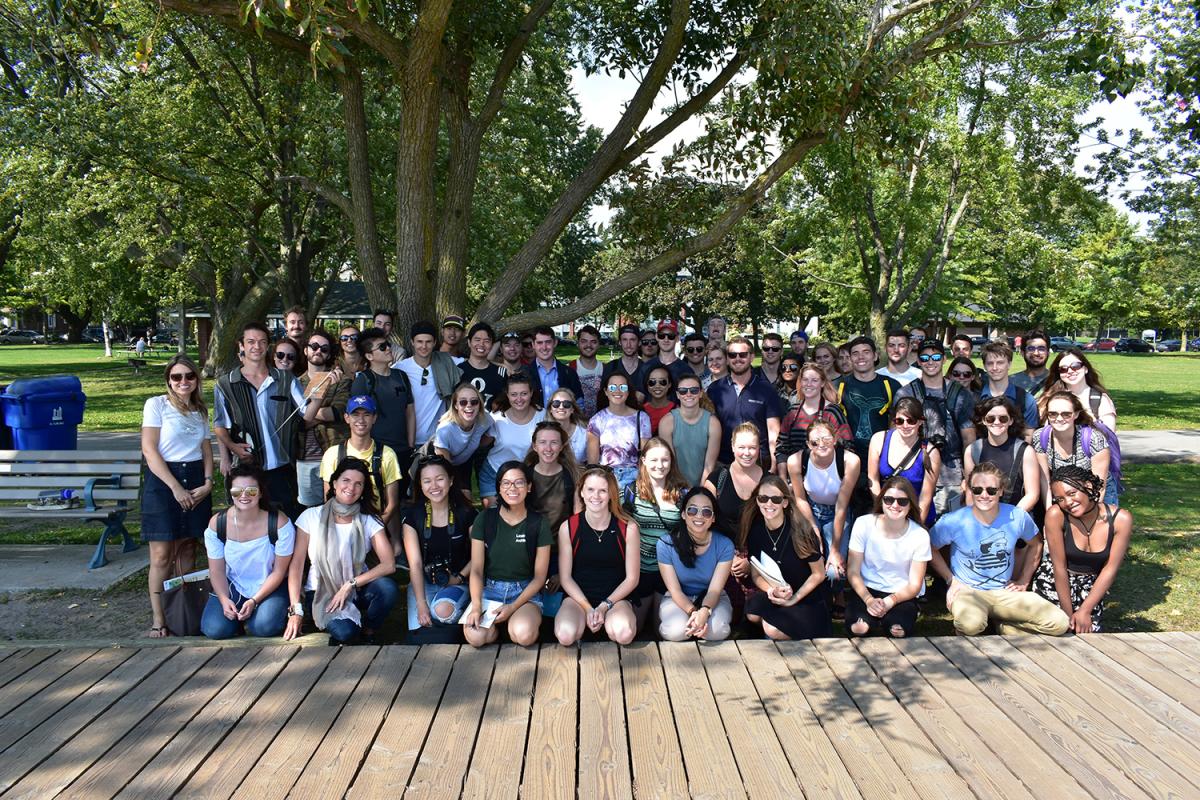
[950,587,1069,636]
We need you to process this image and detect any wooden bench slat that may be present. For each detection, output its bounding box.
[0,462,141,475]
[0,450,142,462]
[0,476,140,490]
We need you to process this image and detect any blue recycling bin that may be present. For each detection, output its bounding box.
[0,375,86,449]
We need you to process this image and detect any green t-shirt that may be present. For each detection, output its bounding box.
[470,510,553,582]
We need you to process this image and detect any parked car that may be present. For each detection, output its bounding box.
[1191,337,1200,351]
[1049,337,1078,352]
[0,329,46,344]
[970,335,989,353]
[1082,338,1116,352]
[1155,339,1183,352]
[1114,338,1153,353]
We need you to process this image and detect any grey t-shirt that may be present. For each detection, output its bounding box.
[349,369,412,452]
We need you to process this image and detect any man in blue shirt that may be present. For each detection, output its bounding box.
[706,336,782,469]
[930,462,1069,636]
[530,325,582,408]
[979,340,1039,434]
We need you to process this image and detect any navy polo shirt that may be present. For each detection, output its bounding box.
[706,372,782,463]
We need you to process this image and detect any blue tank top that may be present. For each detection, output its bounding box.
[880,429,935,526]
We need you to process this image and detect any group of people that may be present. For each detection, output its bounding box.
[139,309,1131,646]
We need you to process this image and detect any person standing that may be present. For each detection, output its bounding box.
[1010,331,1051,395]
[296,330,350,508]
[906,327,927,365]
[135,335,147,357]
[284,306,308,342]
[703,341,727,388]
[569,325,605,418]
[979,341,1039,432]
[350,327,415,494]
[705,315,728,346]
[680,332,710,382]
[789,330,809,361]
[834,336,900,462]
[440,315,467,358]
[338,326,364,376]
[319,395,403,551]
[214,322,317,521]
[638,329,660,366]
[459,323,508,411]
[876,329,921,385]
[398,321,463,448]
[706,336,782,469]
[141,355,214,637]
[602,324,647,397]
[372,309,407,363]
[497,331,526,377]
[659,373,721,486]
[949,333,975,360]
[647,320,692,381]
[546,388,589,464]
[758,332,786,386]
[530,326,583,408]
[776,364,852,467]
[810,342,841,381]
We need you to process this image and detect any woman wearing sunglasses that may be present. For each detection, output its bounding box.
[787,419,860,586]
[286,457,398,645]
[1032,465,1132,633]
[201,465,295,639]
[433,383,494,488]
[740,476,830,640]
[642,365,676,435]
[587,374,651,492]
[140,355,214,637]
[546,388,588,463]
[962,397,1039,514]
[946,356,982,395]
[776,354,803,408]
[338,326,364,375]
[481,374,545,507]
[845,476,930,638]
[554,467,641,646]
[1039,349,1120,503]
[658,373,720,486]
[271,337,305,377]
[1033,391,1112,509]
[776,364,852,469]
[656,487,734,641]
[867,398,941,527]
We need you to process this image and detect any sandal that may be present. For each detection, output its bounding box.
[145,626,171,638]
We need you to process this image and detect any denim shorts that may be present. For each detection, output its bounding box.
[478,460,499,498]
[482,578,543,610]
[408,582,471,628]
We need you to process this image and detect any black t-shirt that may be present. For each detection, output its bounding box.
[349,369,412,451]
[458,361,508,411]
[834,373,900,459]
[401,503,478,574]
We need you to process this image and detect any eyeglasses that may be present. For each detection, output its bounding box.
[756,494,785,505]
[677,386,701,395]
[657,332,676,340]
[918,353,943,363]
[421,367,429,386]
[762,346,782,353]
[1025,345,1048,352]
[340,334,358,342]
[1046,410,1075,420]
[781,364,800,373]
[456,398,479,407]
[647,378,669,387]
[641,340,656,347]
[893,416,918,426]
[550,399,573,409]
[983,415,1011,425]
[168,371,196,383]
[970,486,1000,496]
[606,384,629,393]
[909,334,925,341]
[727,351,751,360]
[230,487,261,498]
[372,342,391,352]
[881,495,910,507]
[499,479,528,489]
[275,352,296,362]
[685,346,706,354]
[950,370,974,378]
[307,343,330,353]
[684,505,715,519]
[1059,362,1084,374]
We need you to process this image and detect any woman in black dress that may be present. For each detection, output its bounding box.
[554,467,641,645]
[740,475,831,640]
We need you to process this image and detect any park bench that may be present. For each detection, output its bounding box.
[128,357,148,374]
[0,449,142,569]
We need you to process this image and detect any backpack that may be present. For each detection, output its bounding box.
[482,507,544,570]
[799,446,847,481]
[215,509,279,545]
[568,513,627,560]
[906,379,966,433]
[337,439,386,506]
[837,377,894,417]
[1037,389,1120,486]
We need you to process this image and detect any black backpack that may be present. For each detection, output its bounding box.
[215,509,280,544]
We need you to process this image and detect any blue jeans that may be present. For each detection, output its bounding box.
[309,577,399,644]
[201,584,289,639]
[814,503,847,592]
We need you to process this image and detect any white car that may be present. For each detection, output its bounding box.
[0,330,46,344]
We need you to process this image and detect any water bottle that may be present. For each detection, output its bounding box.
[60,489,76,502]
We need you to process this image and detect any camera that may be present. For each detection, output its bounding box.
[425,558,452,587]
[926,434,948,452]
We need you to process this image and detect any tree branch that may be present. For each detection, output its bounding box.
[158,0,310,55]
[277,175,353,219]
[905,188,970,317]
[766,241,868,292]
[476,0,555,129]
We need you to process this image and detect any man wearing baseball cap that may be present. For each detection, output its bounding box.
[319,395,402,541]
[644,320,692,385]
[602,323,649,398]
[789,330,809,360]
[440,315,466,358]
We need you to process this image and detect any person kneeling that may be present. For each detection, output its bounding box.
[463,461,552,647]
[930,463,1069,636]
[656,487,734,641]
[845,476,930,638]
[554,467,641,646]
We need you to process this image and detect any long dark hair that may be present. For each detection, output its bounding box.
[671,485,718,568]
[947,356,982,392]
[973,396,1026,441]
[493,373,542,413]
[326,457,382,518]
[227,464,270,511]
[737,474,821,559]
[495,460,533,509]
[596,372,643,412]
[872,475,922,525]
[1039,348,1107,419]
[163,354,207,416]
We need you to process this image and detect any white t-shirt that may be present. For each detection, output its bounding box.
[295,506,386,593]
[203,515,297,598]
[486,408,546,470]
[848,514,932,594]
[565,423,588,464]
[143,395,210,463]
[876,365,922,386]
[397,358,446,444]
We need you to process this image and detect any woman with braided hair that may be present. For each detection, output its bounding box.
[1031,465,1132,633]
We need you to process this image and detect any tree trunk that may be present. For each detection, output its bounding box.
[435,58,481,321]
[206,283,277,375]
[55,304,91,343]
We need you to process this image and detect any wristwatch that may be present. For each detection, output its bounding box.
[288,602,304,618]
[602,599,614,611]
[348,576,359,589]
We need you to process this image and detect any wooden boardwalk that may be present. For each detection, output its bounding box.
[1,632,1199,798]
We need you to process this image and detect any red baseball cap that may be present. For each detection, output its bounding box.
[657,320,678,335]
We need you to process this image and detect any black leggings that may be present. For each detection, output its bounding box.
[845,587,919,637]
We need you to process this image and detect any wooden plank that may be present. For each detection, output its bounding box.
[404,645,497,799]
[235,646,377,800]
[815,639,971,800]
[0,648,135,752]
[176,647,338,800]
[892,638,1091,800]
[0,476,140,489]
[3,647,218,800]
[463,645,538,800]
[1018,635,1200,770]
[522,645,578,800]
[658,642,742,800]
[289,647,415,799]
[113,646,296,799]
[969,636,1198,800]
[0,507,134,519]
[347,645,459,800]
[0,648,55,689]
[0,488,137,501]
[1118,633,1200,688]
[0,647,174,795]
[0,649,20,664]
[1149,631,1200,665]
[736,641,861,800]
[698,642,800,800]
[1084,635,1200,716]
[619,642,688,800]
[576,643,632,800]
[0,649,97,719]
[853,638,1036,800]
[777,641,920,800]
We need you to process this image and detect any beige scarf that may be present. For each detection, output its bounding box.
[309,499,368,630]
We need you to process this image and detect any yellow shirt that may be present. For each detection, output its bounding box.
[319,440,402,487]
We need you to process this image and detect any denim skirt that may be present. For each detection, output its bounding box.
[141,460,211,541]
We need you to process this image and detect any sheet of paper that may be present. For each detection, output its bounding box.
[460,599,504,628]
[751,552,786,586]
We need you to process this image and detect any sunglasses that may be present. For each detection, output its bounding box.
[756,494,785,505]
[893,416,918,426]
[881,495,910,507]
[456,398,480,407]
[983,415,1011,425]
[275,352,296,362]
[550,399,574,409]
[372,342,391,352]
[606,384,629,393]
[230,486,261,498]
[1059,362,1084,374]
[307,342,330,353]
[421,367,429,386]
[647,378,670,387]
[685,505,715,519]
[781,364,800,373]
[951,370,974,378]
[168,371,196,383]
[641,340,656,347]
[762,346,782,353]
[657,332,676,340]
[685,346,706,354]
[809,436,834,446]
[675,386,700,395]
[970,486,1000,496]
[918,353,943,362]
[339,334,358,342]
[1046,410,1075,420]
[727,351,751,360]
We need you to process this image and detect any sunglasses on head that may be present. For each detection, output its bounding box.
[970,486,1000,496]
[168,371,196,383]
[307,342,330,353]
[918,353,943,362]
[550,399,573,409]
[756,494,785,505]
[881,495,910,507]
[676,386,701,395]
[685,505,714,519]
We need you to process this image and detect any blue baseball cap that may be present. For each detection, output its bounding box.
[346,395,377,414]
[790,330,809,341]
